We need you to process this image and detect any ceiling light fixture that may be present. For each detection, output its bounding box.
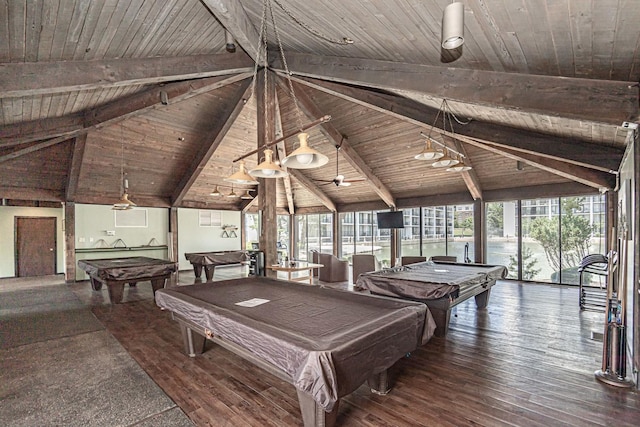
[240,189,254,200]
[228,0,341,181]
[210,186,223,197]
[281,132,328,169]
[225,160,259,185]
[113,125,136,210]
[248,148,288,178]
[226,186,240,198]
[442,2,464,50]
[417,99,471,171]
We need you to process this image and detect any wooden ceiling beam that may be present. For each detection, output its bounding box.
[275,76,397,208]
[0,187,64,202]
[172,79,254,206]
[200,0,261,62]
[458,134,616,190]
[0,53,254,98]
[290,76,624,173]
[287,168,337,212]
[66,134,87,201]
[0,113,83,148]
[273,52,638,125]
[0,74,252,162]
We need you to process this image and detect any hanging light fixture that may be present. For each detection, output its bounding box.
[210,186,223,197]
[446,155,472,172]
[113,126,136,210]
[249,148,288,178]
[225,160,259,185]
[226,186,240,198]
[416,99,471,171]
[414,137,444,161]
[432,148,460,168]
[442,2,464,50]
[281,132,328,169]
[240,189,254,200]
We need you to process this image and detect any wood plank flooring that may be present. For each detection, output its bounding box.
[87,267,640,426]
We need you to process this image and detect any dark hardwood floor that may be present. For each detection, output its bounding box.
[87,266,640,426]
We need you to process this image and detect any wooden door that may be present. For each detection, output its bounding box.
[15,217,57,277]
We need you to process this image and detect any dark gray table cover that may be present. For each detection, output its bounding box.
[78,257,178,281]
[356,261,508,300]
[155,277,435,411]
[184,250,249,265]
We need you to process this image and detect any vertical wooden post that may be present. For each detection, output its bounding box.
[474,199,485,263]
[169,207,178,261]
[257,69,278,277]
[64,202,76,283]
[333,211,339,256]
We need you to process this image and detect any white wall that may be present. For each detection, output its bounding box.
[74,204,169,280]
[0,205,65,278]
[177,208,242,271]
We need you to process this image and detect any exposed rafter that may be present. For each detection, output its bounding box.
[0,53,254,98]
[273,52,639,125]
[200,0,261,62]
[66,135,87,201]
[289,76,624,178]
[288,168,337,212]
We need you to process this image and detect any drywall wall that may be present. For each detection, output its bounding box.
[177,208,241,271]
[0,205,65,278]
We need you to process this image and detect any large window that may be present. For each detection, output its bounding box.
[293,213,334,260]
[486,201,519,279]
[339,210,391,266]
[486,194,606,284]
[447,204,474,262]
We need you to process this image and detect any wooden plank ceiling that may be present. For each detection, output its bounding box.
[0,0,637,212]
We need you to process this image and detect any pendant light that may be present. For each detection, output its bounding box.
[446,155,472,172]
[226,186,240,198]
[225,160,259,185]
[210,186,223,197]
[432,148,460,168]
[414,138,444,161]
[240,189,254,200]
[281,132,329,169]
[113,125,136,210]
[249,148,288,178]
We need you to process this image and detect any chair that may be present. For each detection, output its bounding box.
[429,255,457,262]
[310,250,320,276]
[401,256,427,266]
[316,253,349,283]
[352,254,381,283]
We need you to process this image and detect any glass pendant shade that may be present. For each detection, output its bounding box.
[112,177,136,210]
[281,133,329,169]
[210,186,222,196]
[249,149,288,178]
[225,161,259,185]
[432,149,460,168]
[415,139,445,160]
[240,190,254,200]
[442,2,464,49]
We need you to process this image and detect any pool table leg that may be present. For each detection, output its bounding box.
[430,308,451,337]
[204,265,215,281]
[475,288,491,309]
[192,264,203,278]
[180,325,206,357]
[368,369,391,395]
[150,277,167,293]
[89,277,102,291]
[107,283,125,304]
[296,389,338,427]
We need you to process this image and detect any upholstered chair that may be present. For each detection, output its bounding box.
[351,254,381,284]
[401,256,427,266]
[316,253,349,283]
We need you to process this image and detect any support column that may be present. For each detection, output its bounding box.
[257,69,278,277]
[64,202,76,283]
[474,198,485,263]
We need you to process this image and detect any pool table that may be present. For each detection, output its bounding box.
[184,250,249,281]
[155,277,435,427]
[356,260,508,337]
[78,256,178,304]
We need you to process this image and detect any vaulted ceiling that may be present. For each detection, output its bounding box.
[1,0,638,214]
